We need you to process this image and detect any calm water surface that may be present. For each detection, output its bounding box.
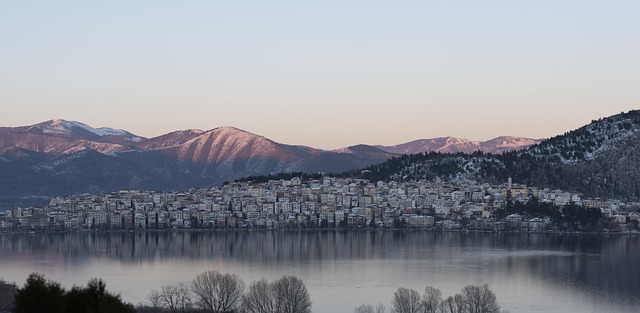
[0,231,638,313]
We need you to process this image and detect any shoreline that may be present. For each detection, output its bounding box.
[1,227,638,236]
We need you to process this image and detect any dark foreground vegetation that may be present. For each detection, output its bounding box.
[0,279,16,313]
[2,273,134,313]
[1,272,505,313]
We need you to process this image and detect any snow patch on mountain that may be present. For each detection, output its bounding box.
[166,126,305,165]
[487,136,540,148]
[380,136,541,155]
[38,119,141,141]
[332,147,352,154]
[93,127,128,137]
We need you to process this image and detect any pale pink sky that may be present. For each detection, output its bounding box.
[1,1,638,149]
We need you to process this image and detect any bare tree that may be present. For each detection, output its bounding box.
[158,283,192,313]
[159,285,180,313]
[453,294,466,313]
[440,296,454,313]
[423,286,442,313]
[243,279,276,313]
[458,284,501,313]
[176,283,192,313]
[191,270,245,313]
[439,295,465,313]
[391,287,422,313]
[147,289,162,313]
[355,303,386,313]
[272,275,312,313]
[374,303,387,313]
[355,304,375,313]
[243,276,312,313]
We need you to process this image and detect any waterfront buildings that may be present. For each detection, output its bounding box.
[1,177,636,232]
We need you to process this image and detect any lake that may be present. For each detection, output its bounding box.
[0,231,638,312]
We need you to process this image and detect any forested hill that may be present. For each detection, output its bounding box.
[347,110,640,199]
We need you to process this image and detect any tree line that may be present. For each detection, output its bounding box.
[142,271,311,313]
[355,284,507,313]
[8,273,135,313]
[2,272,506,313]
[2,271,312,313]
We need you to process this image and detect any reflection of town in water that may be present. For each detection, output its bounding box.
[1,231,639,303]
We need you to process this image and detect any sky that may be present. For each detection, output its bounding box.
[1,1,638,149]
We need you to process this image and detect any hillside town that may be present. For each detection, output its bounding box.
[1,177,639,233]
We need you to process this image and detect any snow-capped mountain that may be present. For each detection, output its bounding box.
[134,126,324,178]
[357,110,640,198]
[332,144,398,160]
[134,129,205,150]
[0,120,141,154]
[36,119,127,137]
[0,121,392,197]
[156,126,318,165]
[30,119,145,144]
[8,113,633,199]
[378,136,540,155]
[480,136,541,154]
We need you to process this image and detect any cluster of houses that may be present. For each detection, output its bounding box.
[1,177,638,232]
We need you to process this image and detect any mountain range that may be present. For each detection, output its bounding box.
[353,110,640,199]
[3,109,640,201]
[0,119,539,198]
[377,136,540,154]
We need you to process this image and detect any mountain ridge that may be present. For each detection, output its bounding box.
[1,119,540,155]
[351,110,640,199]
[0,118,578,198]
[377,136,541,155]
[0,120,395,197]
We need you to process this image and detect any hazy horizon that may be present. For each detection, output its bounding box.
[2,1,638,149]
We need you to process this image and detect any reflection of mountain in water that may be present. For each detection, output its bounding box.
[1,232,639,302]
